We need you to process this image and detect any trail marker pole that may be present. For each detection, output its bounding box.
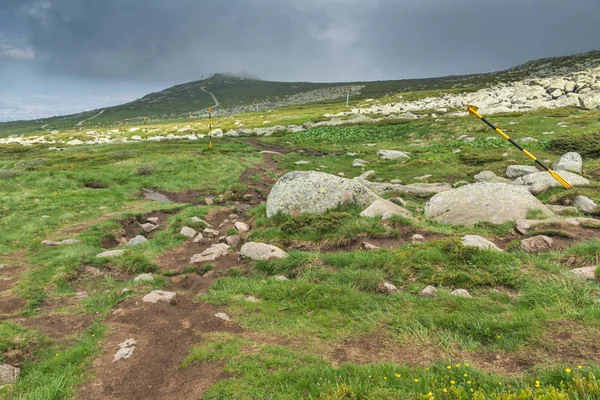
[466,104,573,190]
[208,107,213,149]
[346,87,350,107]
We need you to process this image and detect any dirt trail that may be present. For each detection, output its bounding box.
[0,251,28,318]
[200,86,219,109]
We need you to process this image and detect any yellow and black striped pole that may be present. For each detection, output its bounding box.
[466,104,572,189]
[208,106,213,149]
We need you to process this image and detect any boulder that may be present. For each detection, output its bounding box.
[126,235,148,247]
[514,171,590,194]
[378,282,399,294]
[461,235,502,251]
[474,171,510,183]
[412,234,425,243]
[451,289,472,298]
[134,273,154,282]
[360,199,413,220]
[240,242,288,260]
[0,363,20,384]
[506,165,539,178]
[96,250,125,258]
[179,226,197,238]
[378,150,410,160]
[140,223,157,233]
[573,195,597,214]
[234,221,250,233]
[266,171,380,217]
[190,244,229,263]
[425,183,554,225]
[552,152,582,173]
[142,290,176,304]
[420,286,437,297]
[521,235,554,253]
[203,228,219,238]
[570,266,597,280]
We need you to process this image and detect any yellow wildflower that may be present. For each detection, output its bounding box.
[394,373,401,378]
[566,368,572,374]
[455,363,461,367]
[578,365,583,369]
[451,380,455,385]
[447,365,452,370]
[443,388,448,393]
[465,363,470,367]
[414,378,419,383]
[384,376,388,380]
[464,374,468,377]
[467,381,472,385]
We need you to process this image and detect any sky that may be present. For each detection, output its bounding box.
[1,0,599,122]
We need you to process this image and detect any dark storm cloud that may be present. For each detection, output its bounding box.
[4,0,600,83]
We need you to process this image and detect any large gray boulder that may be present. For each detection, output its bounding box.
[424,183,554,225]
[573,195,597,214]
[513,171,590,194]
[552,152,582,173]
[506,165,539,178]
[240,242,288,260]
[360,199,413,220]
[266,171,380,217]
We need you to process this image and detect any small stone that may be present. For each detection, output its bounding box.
[451,289,471,298]
[461,235,502,251]
[126,235,148,247]
[294,160,310,165]
[244,296,260,303]
[226,235,241,247]
[240,242,288,260]
[570,266,597,280]
[140,223,157,233]
[180,226,197,239]
[96,250,125,258]
[120,288,131,294]
[573,196,597,214]
[203,228,219,238]
[134,273,154,282]
[413,174,432,181]
[190,243,229,263]
[420,286,437,297]
[205,197,214,205]
[193,233,204,243]
[353,159,368,167]
[274,275,289,281]
[411,234,425,243]
[0,364,20,384]
[85,266,103,276]
[142,290,176,304]
[113,338,137,362]
[234,221,250,233]
[146,217,159,224]
[190,217,212,227]
[379,282,399,294]
[112,308,126,316]
[229,214,240,220]
[215,312,231,321]
[202,270,215,278]
[547,205,578,214]
[219,236,227,242]
[338,172,345,176]
[520,235,553,253]
[362,242,381,250]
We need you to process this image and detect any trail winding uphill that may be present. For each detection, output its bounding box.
[77,109,106,126]
[200,86,219,109]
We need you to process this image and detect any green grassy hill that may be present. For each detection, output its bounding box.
[1,50,599,137]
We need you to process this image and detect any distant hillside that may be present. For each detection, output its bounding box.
[1,50,599,135]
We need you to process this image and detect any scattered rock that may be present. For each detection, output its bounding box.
[552,152,583,173]
[378,150,410,160]
[521,235,553,253]
[570,266,597,280]
[126,235,148,247]
[134,273,154,282]
[142,290,176,305]
[356,170,376,181]
[146,217,159,224]
[266,171,380,217]
[294,160,310,165]
[506,165,540,178]
[474,171,510,183]
[451,289,472,298]
[274,275,289,281]
[113,339,138,362]
[425,183,554,225]
[190,244,229,263]
[411,234,426,243]
[378,282,399,294]
[362,242,381,250]
[360,199,413,220]
[96,250,125,258]
[0,363,20,384]
[353,159,369,167]
[420,286,437,297]
[179,226,197,239]
[413,174,432,181]
[461,235,502,251]
[193,233,204,243]
[203,228,219,238]
[240,242,288,260]
[85,266,103,276]
[388,197,407,206]
[205,197,214,206]
[215,312,231,321]
[519,137,538,143]
[244,296,260,303]
[573,195,597,214]
[140,223,157,233]
[190,217,212,227]
[514,171,590,194]
[41,238,81,247]
[234,221,250,233]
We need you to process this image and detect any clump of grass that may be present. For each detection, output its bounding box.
[280,212,351,235]
[458,151,503,165]
[14,158,49,171]
[0,169,22,179]
[136,163,156,176]
[82,179,109,189]
[550,132,600,156]
[526,209,550,220]
[111,150,139,160]
[110,252,158,274]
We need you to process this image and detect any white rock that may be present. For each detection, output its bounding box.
[193,233,204,243]
[126,235,148,247]
[140,223,157,233]
[179,226,197,239]
[420,286,437,297]
[240,242,288,260]
[0,363,20,384]
[552,152,583,174]
[573,195,597,214]
[134,273,154,282]
[142,290,176,304]
[96,250,125,258]
[378,150,410,160]
[570,266,597,280]
[190,244,229,263]
[515,171,590,194]
[380,282,399,294]
[295,160,310,165]
[234,221,250,233]
[520,235,553,253]
[411,234,425,243]
[506,165,540,178]
[360,199,413,220]
[451,289,472,298]
[146,217,159,224]
[203,228,219,238]
[274,275,289,281]
[353,159,369,167]
[461,235,502,251]
[113,338,138,362]
[215,312,231,321]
